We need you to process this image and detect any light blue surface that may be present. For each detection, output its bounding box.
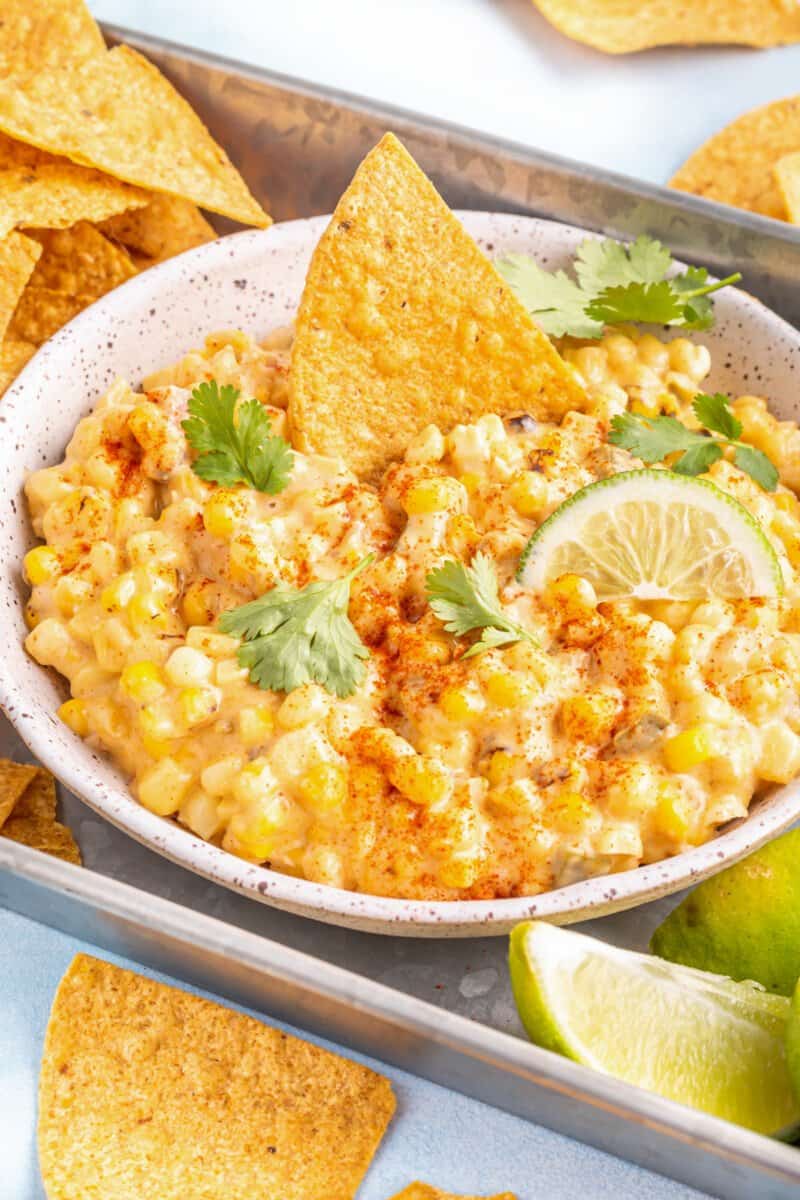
[0,909,703,1200]
[5,3,800,1197]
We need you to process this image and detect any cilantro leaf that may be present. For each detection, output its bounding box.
[426,552,536,657]
[609,398,779,491]
[497,234,741,339]
[495,255,603,339]
[733,445,779,492]
[608,411,704,462]
[673,441,724,476]
[183,380,293,494]
[692,393,742,440]
[586,281,684,327]
[218,557,373,698]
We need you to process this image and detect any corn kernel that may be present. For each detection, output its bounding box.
[508,471,548,519]
[238,705,275,747]
[203,489,247,539]
[663,726,714,772]
[58,698,89,737]
[179,789,222,841]
[226,797,290,860]
[137,757,193,816]
[549,791,596,834]
[100,572,136,612]
[545,573,598,614]
[53,575,93,618]
[389,755,453,808]
[486,750,523,788]
[439,684,485,723]
[137,704,176,743]
[165,645,213,687]
[24,545,61,586]
[142,733,173,760]
[277,684,330,730]
[120,660,166,704]
[485,671,537,709]
[560,692,619,743]
[200,755,245,797]
[439,856,480,889]
[298,762,348,818]
[403,476,463,516]
[127,592,166,633]
[654,784,693,839]
[179,686,220,727]
[459,472,482,495]
[181,580,216,627]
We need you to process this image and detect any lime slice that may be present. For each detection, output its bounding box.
[509,921,799,1134]
[516,468,781,600]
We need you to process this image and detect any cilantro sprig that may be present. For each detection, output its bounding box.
[219,557,374,698]
[496,235,741,339]
[609,393,779,491]
[426,552,536,658]
[182,380,293,494]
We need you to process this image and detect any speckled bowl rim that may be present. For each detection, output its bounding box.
[1,212,800,937]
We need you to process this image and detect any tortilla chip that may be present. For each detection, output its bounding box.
[9,223,137,344]
[100,193,217,265]
[774,151,800,224]
[0,45,269,228]
[0,230,41,340]
[39,955,396,1200]
[389,1186,517,1200]
[0,337,36,395]
[0,759,38,829]
[670,96,800,221]
[0,0,105,82]
[530,0,800,53]
[289,133,586,483]
[0,137,149,241]
[0,768,81,864]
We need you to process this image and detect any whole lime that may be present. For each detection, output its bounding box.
[651,828,800,996]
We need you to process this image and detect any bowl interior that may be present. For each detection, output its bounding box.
[2,212,800,936]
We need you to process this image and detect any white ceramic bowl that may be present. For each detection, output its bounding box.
[2,213,800,937]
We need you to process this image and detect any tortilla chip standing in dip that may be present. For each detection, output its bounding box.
[289,132,586,484]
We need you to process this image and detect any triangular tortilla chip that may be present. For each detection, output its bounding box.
[0,0,105,82]
[289,133,586,483]
[670,96,800,222]
[0,759,38,829]
[0,230,41,340]
[100,193,217,265]
[774,151,800,225]
[530,0,800,53]
[0,767,81,864]
[0,337,36,396]
[389,1186,517,1200]
[0,130,148,241]
[0,45,269,228]
[39,955,396,1200]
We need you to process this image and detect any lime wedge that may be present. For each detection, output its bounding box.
[509,921,799,1134]
[516,469,781,600]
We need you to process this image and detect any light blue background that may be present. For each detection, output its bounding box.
[4,3,800,1196]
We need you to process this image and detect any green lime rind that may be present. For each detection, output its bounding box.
[784,982,800,1123]
[510,919,799,1135]
[651,829,800,998]
[516,468,783,599]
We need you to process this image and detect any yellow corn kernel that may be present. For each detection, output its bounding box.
[774,491,800,519]
[58,698,89,737]
[485,671,537,710]
[24,545,61,586]
[277,684,331,730]
[120,660,166,704]
[179,686,220,727]
[560,692,619,743]
[488,779,542,818]
[137,757,193,816]
[201,755,245,798]
[226,799,288,861]
[137,704,176,743]
[238,705,275,747]
[439,855,480,889]
[181,580,216,627]
[53,575,93,619]
[459,472,482,495]
[179,789,222,841]
[142,733,173,760]
[298,762,348,818]
[630,397,660,418]
[486,750,523,788]
[508,471,548,519]
[663,726,714,772]
[406,424,446,465]
[403,476,463,516]
[545,573,598,615]
[654,784,693,840]
[447,513,480,556]
[549,791,596,835]
[203,489,246,540]
[127,592,167,634]
[439,684,485,723]
[165,645,213,687]
[100,572,136,613]
[389,755,453,808]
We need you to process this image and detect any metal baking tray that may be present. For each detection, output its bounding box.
[4,23,800,1198]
